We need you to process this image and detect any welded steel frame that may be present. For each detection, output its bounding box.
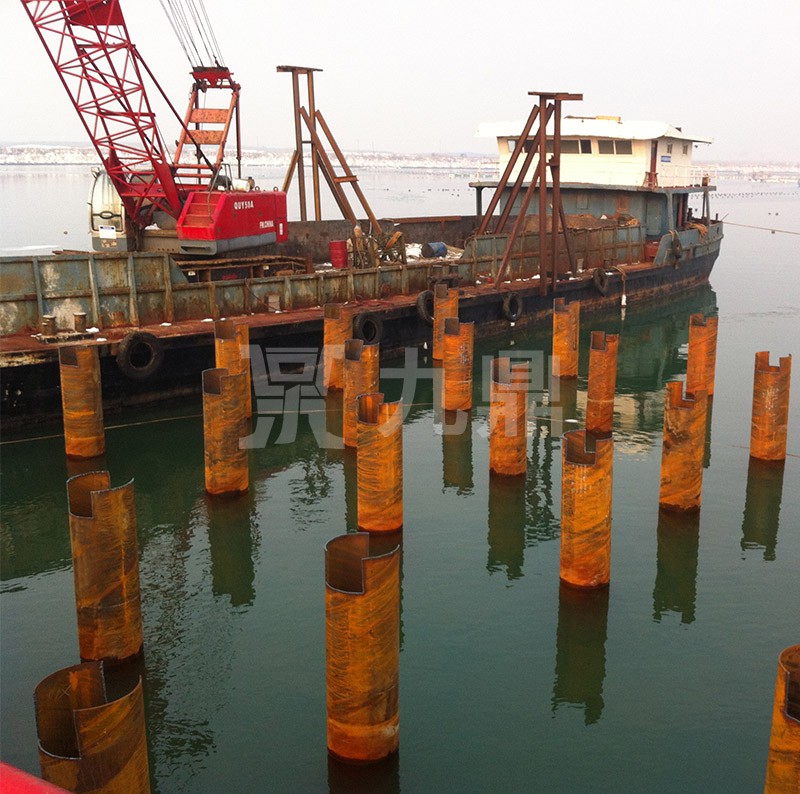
[478,91,582,292]
[277,65,380,233]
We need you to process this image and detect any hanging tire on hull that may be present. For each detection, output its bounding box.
[593,267,610,296]
[116,331,164,381]
[353,313,383,345]
[416,290,435,326]
[502,292,523,322]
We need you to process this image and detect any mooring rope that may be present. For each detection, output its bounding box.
[722,221,800,235]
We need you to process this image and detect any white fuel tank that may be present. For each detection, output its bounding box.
[87,168,125,236]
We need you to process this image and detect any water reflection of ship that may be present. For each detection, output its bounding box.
[652,510,700,624]
[552,583,609,725]
[741,459,786,561]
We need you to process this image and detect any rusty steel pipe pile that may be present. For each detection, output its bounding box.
[59,345,105,460]
[342,339,379,448]
[202,368,250,495]
[658,382,708,512]
[585,331,618,437]
[551,298,580,379]
[750,351,792,461]
[322,303,353,392]
[324,533,400,762]
[764,644,800,793]
[29,298,796,779]
[442,318,474,412]
[34,662,150,793]
[356,393,403,533]
[559,430,614,589]
[488,358,528,477]
[432,284,459,362]
[214,320,252,415]
[67,471,143,665]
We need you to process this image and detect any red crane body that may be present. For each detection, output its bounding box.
[21,0,288,255]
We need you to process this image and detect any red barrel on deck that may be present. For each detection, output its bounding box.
[329,240,349,269]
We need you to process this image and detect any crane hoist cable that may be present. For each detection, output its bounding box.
[159,0,226,68]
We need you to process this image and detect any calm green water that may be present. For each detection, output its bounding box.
[1,184,799,793]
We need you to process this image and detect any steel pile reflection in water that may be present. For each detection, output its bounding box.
[652,510,700,624]
[552,583,609,726]
[741,459,786,562]
[487,473,526,581]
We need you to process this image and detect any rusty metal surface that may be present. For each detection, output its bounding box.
[659,382,707,511]
[432,285,458,362]
[67,471,143,664]
[34,662,150,793]
[552,298,580,379]
[585,331,618,437]
[356,393,403,532]
[324,533,400,762]
[59,345,105,459]
[343,340,379,448]
[214,320,252,415]
[489,358,528,477]
[442,318,474,412]
[560,430,613,588]
[750,351,792,462]
[322,304,353,392]
[764,644,800,793]
[686,313,718,397]
[202,368,249,495]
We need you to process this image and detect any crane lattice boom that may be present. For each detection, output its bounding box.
[21,0,183,225]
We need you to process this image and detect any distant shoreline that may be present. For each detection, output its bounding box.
[1,145,798,183]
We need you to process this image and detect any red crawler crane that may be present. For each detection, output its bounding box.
[21,0,287,255]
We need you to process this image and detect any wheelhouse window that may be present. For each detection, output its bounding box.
[666,143,673,154]
[615,139,632,155]
[598,140,631,155]
[508,137,592,154]
[682,143,689,155]
[549,139,593,154]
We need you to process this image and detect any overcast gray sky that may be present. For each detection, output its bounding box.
[3,0,798,162]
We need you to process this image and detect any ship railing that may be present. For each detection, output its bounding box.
[656,165,717,188]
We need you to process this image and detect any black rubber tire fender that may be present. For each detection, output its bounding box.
[353,312,383,345]
[416,290,435,326]
[593,267,610,296]
[502,292,523,322]
[116,331,164,381]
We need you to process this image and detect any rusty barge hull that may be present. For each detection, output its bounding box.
[0,241,719,430]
